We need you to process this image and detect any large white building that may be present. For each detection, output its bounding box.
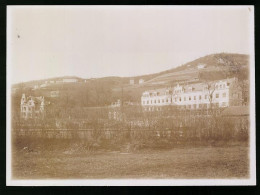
[141,78,242,111]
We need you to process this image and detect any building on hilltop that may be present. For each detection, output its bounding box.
[197,63,206,69]
[62,78,78,83]
[139,79,144,84]
[20,94,45,119]
[141,78,243,111]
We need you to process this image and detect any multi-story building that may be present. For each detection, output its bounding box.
[141,78,242,111]
[20,94,45,119]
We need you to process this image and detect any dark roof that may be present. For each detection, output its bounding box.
[221,106,249,116]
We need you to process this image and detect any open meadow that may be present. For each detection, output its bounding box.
[12,140,249,179]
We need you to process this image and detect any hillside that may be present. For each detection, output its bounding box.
[11,53,249,109]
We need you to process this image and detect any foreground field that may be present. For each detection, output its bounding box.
[12,143,249,179]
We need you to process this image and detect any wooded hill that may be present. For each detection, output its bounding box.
[11,53,249,111]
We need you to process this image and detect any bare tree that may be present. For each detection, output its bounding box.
[203,79,216,114]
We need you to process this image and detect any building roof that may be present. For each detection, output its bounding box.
[143,77,238,96]
[25,96,44,105]
[145,87,172,95]
[221,106,249,116]
[183,82,205,92]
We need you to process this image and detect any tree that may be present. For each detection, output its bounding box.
[202,79,216,113]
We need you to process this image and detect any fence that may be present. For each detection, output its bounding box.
[12,105,250,145]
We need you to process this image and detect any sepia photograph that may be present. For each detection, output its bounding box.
[6,5,255,186]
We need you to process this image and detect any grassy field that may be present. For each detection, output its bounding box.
[12,143,249,179]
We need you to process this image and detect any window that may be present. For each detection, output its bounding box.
[199,104,202,108]
[175,98,177,102]
[151,100,152,104]
[223,93,226,98]
[194,96,196,100]
[143,101,145,105]
[154,100,156,103]
[199,95,201,100]
[216,93,219,98]
[179,97,181,102]
[162,99,164,103]
[205,95,208,99]
[189,96,191,101]
[147,100,149,104]
[158,100,160,103]
[166,99,168,103]
[184,97,186,101]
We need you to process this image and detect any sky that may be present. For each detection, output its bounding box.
[7,6,253,84]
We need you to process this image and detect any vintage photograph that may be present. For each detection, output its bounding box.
[6,6,255,186]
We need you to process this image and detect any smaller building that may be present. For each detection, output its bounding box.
[139,79,144,84]
[129,79,135,85]
[124,101,134,106]
[197,63,206,69]
[20,94,45,119]
[110,99,121,107]
[40,83,48,88]
[63,78,78,83]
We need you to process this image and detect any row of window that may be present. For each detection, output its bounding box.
[142,92,227,105]
[143,85,227,98]
[144,102,228,111]
[21,106,35,112]
[216,83,227,89]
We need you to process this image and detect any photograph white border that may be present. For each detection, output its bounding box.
[6,5,256,186]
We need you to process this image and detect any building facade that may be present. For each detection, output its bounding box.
[141,78,242,111]
[20,94,45,119]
